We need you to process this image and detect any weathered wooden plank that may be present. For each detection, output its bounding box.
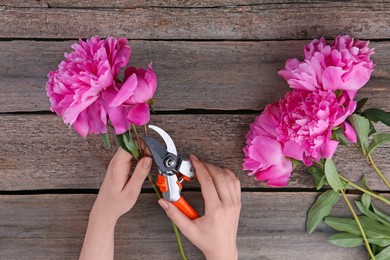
[4,0,390,8]
[1,114,389,191]
[1,192,379,259]
[1,4,390,40]
[0,40,389,112]
[3,0,390,8]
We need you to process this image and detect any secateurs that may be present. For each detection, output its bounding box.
[142,125,199,219]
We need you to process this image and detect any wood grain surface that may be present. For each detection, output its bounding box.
[0,40,389,112]
[1,2,390,40]
[1,114,389,191]
[1,1,390,259]
[1,192,381,259]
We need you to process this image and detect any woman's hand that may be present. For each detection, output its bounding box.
[90,148,152,225]
[80,148,151,260]
[158,155,241,260]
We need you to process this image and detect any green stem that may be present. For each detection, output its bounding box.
[147,174,161,199]
[144,125,148,136]
[147,173,187,259]
[143,124,187,260]
[132,124,143,156]
[172,221,188,260]
[368,154,390,189]
[339,175,390,206]
[340,190,375,260]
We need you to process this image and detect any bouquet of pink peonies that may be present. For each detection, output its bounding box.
[243,35,390,259]
[46,36,187,259]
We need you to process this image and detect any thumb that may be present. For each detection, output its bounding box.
[123,157,152,197]
[158,199,195,236]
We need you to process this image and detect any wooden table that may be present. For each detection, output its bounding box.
[1,1,389,259]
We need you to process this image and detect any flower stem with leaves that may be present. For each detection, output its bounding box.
[340,190,375,259]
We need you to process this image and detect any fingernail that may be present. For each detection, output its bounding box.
[143,157,152,169]
[158,199,168,210]
[190,154,199,161]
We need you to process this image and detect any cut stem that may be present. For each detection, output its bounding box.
[368,154,390,189]
[339,175,390,206]
[135,125,187,259]
[147,173,187,260]
[340,190,375,260]
[172,221,187,260]
[132,124,143,156]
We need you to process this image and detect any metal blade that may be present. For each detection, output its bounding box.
[148,125,177,155]
[142,136,169,170]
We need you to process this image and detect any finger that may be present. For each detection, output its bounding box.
[203,162,232,203]
[107,147,133,187]
[158,199,196,238]
[123,157,152,197]
[223,168,241,205]
[190,155,220,206]
[223,168,239,192]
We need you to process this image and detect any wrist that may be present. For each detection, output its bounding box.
[89,207,118,229]
[204,247,238,260]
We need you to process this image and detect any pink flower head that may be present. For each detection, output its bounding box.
[243,104,293,187]
[276,89,356,166]
[105,64,157,133]
[278,35,374,97]
[46,36,156,138]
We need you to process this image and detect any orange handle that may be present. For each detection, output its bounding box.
[173,196,199,219]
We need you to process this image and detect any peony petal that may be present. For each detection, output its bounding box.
[109,73,137,107]
[322,66,344,91]
[341,122,357,143]
[282,140,304,161]
[72,111,89,138]
[254,158,292,187]
[321,139,339,158]
[249,136,283,165]
[127,103,150,125]
[107,106,130,134]
[340,62,374,91]
[131,76,153,103]
[63,96,99,125]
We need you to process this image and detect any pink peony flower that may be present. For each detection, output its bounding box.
[278,35,374,97]
[276,89,356,166]
[105,64,157,132]
[46,36,156,138]
[243,104,293,187]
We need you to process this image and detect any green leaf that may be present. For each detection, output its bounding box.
[324,159,345,192]
[375,245,390,260]
[306,190,340,233]
[328,233,362,247]
[355,201,390,227]
[123,132,140,160]
[348,114,371,155]
[372,205,390,223]
[324,217,361,236]
[290,158,300,170]
[368,121,377,137]
[101,133,111,148]
[332,127,348,145]
[116,132,140,160]
[372,244,382,255]
[358,215,390,238]
[361,193,371,209]
[361,175,370,190]
[355,97,368,113]
[308,166,327,190]
[368,238,390,247]
[324,215,390,238]
[362,108,390,127]
[367,133,390,155]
